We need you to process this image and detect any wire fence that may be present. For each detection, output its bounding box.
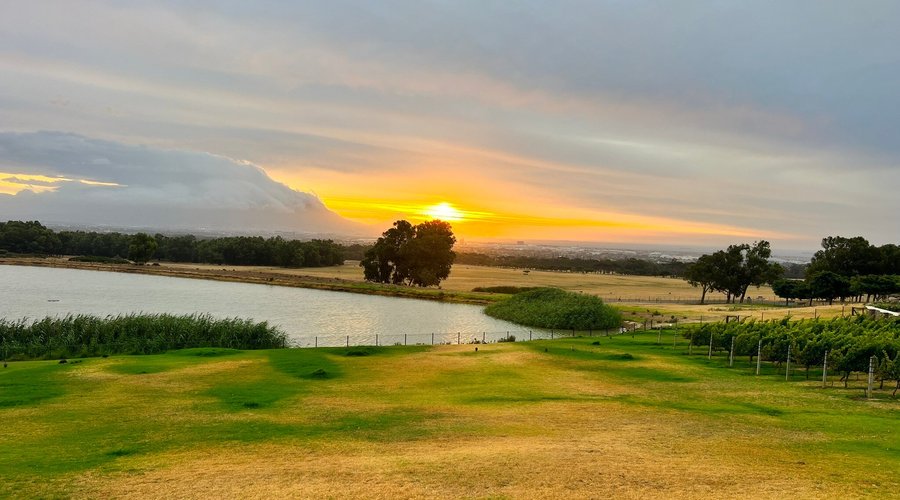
[2,326,642,359]
[607,296,788,306]
[0,309,852,359]
[287,326,635,348]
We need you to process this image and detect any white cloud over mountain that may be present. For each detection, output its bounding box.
[0,131,362,235]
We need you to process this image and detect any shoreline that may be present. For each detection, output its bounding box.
[0,257,501,305]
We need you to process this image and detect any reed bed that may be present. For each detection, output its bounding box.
[0,313,287,360]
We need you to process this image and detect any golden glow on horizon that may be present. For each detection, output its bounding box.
[265,169,792,243]
[318,196,786,242]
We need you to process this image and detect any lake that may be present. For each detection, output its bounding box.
[0,265,542,346]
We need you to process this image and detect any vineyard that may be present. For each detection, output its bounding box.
[685,316,900,394]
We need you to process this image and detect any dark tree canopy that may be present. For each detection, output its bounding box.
[683,252,724,304]
[807,236,882,277]
[128,233,158,264]
[769,236,900,305]
[806,271,852,305]
[0,220,62,255]
[0,220,344,268]
[361,219,456,287]
[683,241,783,304]
[771,279,810,306]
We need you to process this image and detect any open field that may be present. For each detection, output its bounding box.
[1,334,897,499]
[1,257,849,322]
[184,260,748,301]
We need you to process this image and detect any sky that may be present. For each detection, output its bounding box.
[1,1,898,250]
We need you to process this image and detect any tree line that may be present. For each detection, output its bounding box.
[0,220,343,267]
[771,236,900,305]
[683,236,900,305]
[455,253,692,277]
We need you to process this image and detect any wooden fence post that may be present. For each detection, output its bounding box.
[785,343,791,381]
[867,355,875,398]
[729,336,735,367]
[822,350,828,389]
[756,339,762,375]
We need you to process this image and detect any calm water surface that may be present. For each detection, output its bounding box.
[0,265,535,346]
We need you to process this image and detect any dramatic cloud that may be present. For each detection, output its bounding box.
[0,1,898,248]
[0,131,363,235]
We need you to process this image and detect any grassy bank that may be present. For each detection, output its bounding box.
[485,287,622,330]
[0,333,896,498]
[0,314,286,360]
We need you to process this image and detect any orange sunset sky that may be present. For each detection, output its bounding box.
[1,2,898,250]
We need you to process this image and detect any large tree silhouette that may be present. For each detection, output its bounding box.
[361,219,456,287]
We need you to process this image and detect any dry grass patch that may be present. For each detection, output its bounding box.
[3,337,897,498]
[71,413,870,500]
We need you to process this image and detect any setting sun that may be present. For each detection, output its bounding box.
[423,202,463,222]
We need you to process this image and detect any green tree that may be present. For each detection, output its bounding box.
[361,220,456,287]
[0,220,62,254]
[400,220,456,287]
[738,241,783,303]
[361,220,416,284]
[807,271,851,305]
[807,236,880,277]
[128,233,158,264]
[772,278,809,306]
[684,252,724,304]
[684,241,782,304]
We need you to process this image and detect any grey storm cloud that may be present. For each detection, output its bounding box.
[0,131,362,234]
[1,1,899,247]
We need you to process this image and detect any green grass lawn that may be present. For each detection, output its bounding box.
[1,333,897,498]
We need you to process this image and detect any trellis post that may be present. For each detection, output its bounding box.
[785,343,791,381]
[867,356,875,398]
[729,336,735,367]
[756,339,762,375]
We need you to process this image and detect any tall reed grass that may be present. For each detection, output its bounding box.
[0,314,287,360]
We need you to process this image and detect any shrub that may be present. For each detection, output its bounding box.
[484,288,621,330]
